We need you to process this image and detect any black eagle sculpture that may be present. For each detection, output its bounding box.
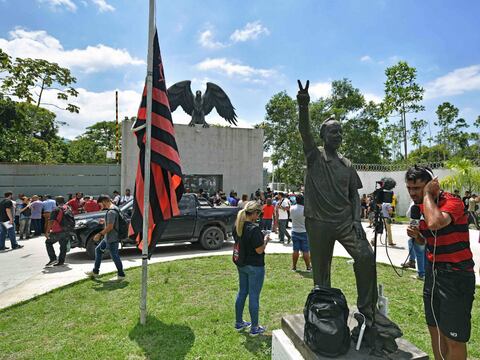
[167,81,238,127]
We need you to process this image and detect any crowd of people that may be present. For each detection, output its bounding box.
[0,189,133,253]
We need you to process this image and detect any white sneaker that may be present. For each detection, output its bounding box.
[109,275,125,282]
[85,271,99,279]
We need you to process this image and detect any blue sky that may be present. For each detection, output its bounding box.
[1,0,479,140]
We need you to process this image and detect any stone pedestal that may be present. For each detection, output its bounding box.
[274,314,429,360]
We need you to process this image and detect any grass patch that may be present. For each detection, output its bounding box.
[394,216,409,223]
[0,254,478,359]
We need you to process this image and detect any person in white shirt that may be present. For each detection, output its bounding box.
[277,192,291,244]
[120,189,133,205]
[290,194,311,271]
[112,191,121,206]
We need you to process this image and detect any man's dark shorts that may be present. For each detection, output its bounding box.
[292,231,309,252]
[423,263,475,342]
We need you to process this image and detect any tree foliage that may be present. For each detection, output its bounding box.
[434,102,469,156]
[382,61,425,159]
[0,98,68,163]
[440,158,480,193]
[0,49,79,113]
[67,121,121,163]
[410,118,427,151]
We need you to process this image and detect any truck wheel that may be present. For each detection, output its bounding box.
[199,226,224,250]
[86,235,110,260]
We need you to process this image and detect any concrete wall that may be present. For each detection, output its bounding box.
[0,164,121,197]
[357,168,455,216]
[121,119,264,197]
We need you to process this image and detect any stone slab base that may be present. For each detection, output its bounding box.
[272,329,304,360]
[280,314,429,359]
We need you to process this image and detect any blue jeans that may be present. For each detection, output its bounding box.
[0,223,18,249]
[235,265,265,327]
[292,231,310,252]
[407,238,426,277]
[93,239,125,277]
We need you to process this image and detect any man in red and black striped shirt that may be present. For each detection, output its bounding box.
[405,166,475,360]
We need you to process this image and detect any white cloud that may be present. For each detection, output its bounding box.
[40,87,142,139]
[298,81,383,104]
[37,0,77,12]
[364,92,382,104]
[230,21,270,42]
[360,55,372,62]
[198,29,225,49]
[0,28,144,73]
[309,81,332,99]
[196,58,276,79]
[424,65,480,99]
[90,0,114,12]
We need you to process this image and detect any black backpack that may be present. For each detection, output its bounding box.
[304,286,351,357]
[59,205,75,231]
[109,208,129,239]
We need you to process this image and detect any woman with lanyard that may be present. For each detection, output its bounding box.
[233,201,271,336]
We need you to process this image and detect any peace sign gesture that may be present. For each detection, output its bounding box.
[297,80,310,106]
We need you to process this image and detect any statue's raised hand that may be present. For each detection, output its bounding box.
[297,80,310,106]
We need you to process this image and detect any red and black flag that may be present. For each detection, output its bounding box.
[130,29,184,257]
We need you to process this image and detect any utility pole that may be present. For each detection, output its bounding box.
[115,90,120,163]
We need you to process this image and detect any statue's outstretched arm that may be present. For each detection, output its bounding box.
[297,80,316,153]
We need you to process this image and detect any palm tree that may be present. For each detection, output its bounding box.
[440,158,480,193]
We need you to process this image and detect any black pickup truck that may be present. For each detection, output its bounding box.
[72,194,240,259]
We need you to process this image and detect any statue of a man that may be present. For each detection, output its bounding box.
[297,80,377,324]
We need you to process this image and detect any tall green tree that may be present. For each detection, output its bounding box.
[382,61,425,159]
[410,118,428,151]
[434,102,469,157]
[0,50,79,114]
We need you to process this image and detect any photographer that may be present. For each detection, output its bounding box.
[405,166,475,360]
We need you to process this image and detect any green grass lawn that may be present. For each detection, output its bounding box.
[0,254,478,359]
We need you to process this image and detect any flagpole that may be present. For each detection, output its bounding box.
[140,0,155,325]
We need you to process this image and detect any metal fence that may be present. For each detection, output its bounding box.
[0,163,121,197]
[353,159,480,172]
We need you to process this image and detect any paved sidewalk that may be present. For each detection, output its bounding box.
[0,223,478,310]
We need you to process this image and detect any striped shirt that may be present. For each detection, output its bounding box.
[419,192,474,271]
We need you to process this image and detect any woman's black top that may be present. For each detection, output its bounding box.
[233,221,265,267]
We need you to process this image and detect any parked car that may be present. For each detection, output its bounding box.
[72,194,240,259]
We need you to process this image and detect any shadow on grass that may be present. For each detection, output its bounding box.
[129,315,195,359]
[298,271,313,280]
[92,279,129,291]
[240,331,271,357]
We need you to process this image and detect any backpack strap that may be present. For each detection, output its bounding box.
[56,206,65,226]
[106,207,120,231]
